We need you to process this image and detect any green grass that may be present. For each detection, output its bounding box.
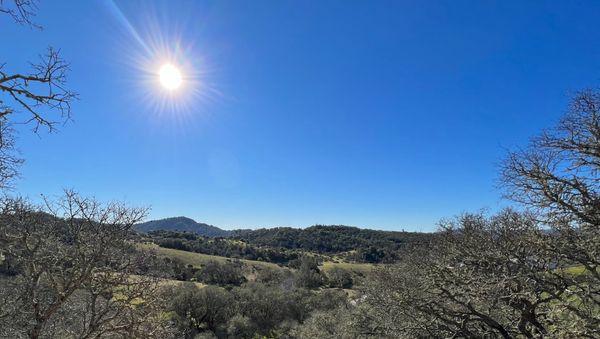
[139,243,282,270]
[561,265,599,276]
[158,278,206,288]
[140,243,375,278]
[320,261,374,275]
[127,273,206,289]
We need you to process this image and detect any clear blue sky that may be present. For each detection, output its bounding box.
[2,1,599,231]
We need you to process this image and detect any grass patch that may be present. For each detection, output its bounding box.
[320,261,374,275]
[140,243,374,282]
[139,243,282,270]
[561,265,600,276]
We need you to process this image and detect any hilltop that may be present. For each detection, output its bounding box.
[136,216,231,237]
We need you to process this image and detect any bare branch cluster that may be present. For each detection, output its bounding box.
[0,191,172,338]
[0,0,38,26]
[501,89,600,228]
[0,45,77,188]
[0,1,77,189]
[0,120,23,189]
[0,47,77,133]
[356,209,599,337]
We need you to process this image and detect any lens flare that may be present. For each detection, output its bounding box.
[105,0,222,128]
[159,63,182,90]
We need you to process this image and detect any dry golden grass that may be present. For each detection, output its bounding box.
[140,243,375,280]
[320,261,374,274]
[139,243,282,270]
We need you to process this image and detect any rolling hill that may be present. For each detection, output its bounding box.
[136,216,231,237]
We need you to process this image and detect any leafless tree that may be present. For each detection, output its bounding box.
[0,191,172,338]
[502,89,600,229]
[0,47,76,132]
[355,89,600,338]
[0,1,77,188]
[499,89,600,335]
[357,209,599,337]
[359,211,545,337]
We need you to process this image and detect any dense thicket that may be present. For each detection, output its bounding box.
[163,282,349,338]
[233,225,432,263]
[148,225,432,264]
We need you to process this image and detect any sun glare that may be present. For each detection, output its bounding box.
[107,1,217,120]
[159,63,182,90]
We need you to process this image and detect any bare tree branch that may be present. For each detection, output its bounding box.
[0,47,77,133]
[0,0,39,27]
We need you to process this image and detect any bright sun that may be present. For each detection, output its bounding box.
[159,63,182,90]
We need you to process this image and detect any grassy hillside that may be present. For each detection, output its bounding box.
[141,243,374,275]
[140,243,281,270]
[146,225,432,265]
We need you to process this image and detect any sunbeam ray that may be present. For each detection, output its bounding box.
[102,0,220,128]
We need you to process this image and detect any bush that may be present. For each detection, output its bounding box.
[226,315,256,339]
[194,260,246,286]
[294,256,326,289]
[168,284,234,336]
[254,266,292,286]
[326,267,353,288]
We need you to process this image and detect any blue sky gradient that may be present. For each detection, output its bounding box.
[2,0,599,231]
